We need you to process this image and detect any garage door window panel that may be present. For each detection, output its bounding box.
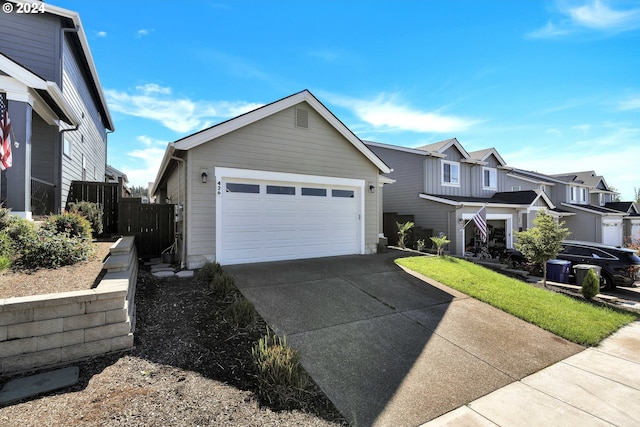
[226,183,260,193]
[302,187,327,196]
[267,185,296,195]
[332,189,355,198]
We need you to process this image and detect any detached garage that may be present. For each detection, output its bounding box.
[151,90,391,268]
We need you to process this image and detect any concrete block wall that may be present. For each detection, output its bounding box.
[0,236,138,375]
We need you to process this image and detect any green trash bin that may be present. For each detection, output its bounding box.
[573,264,601,286]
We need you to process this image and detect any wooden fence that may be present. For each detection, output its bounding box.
[68,181,119,234]
[68,181,175,257]
[118,198,175,258]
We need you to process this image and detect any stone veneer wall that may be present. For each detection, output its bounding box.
[0,236,138,375]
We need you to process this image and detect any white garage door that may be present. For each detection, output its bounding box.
[218,177,362,265]
[602,219,623,246]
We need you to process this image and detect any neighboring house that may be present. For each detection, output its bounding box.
[605,202,640,244]
[506,169,628,246]
[0,1,114,218]
[105,164,132,198]
[507,169,631,246]
[151,90,391,268]
[365,139,555,256]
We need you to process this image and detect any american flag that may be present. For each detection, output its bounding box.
[472,205,487,242]
[0,96,12,171]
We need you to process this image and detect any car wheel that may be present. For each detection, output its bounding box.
[599,273,614,291]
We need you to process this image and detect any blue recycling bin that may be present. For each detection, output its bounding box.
[546,259,571,283]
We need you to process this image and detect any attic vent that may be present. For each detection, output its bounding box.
[295,108,309,128]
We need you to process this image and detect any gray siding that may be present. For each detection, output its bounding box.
[563,210,599,242]
[367,145,425,216]
[176,102,380,267]
[31,113,58,184]
[0,12,60,82]
[60,36,107,210]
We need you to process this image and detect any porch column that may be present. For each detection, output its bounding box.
[5,99,32,219]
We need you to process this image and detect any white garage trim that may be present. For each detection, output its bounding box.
[459,213,513,256]
[215,167,365,265]
[602,218,623,246]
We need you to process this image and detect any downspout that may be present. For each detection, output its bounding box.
[170,156,186,269]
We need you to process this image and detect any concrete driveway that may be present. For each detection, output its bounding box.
[227,251,583,426]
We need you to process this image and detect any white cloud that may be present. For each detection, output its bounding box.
[529,0,640,38]
[136,29,153,38]
[504,126,640,200]
[528,21,570,38]
[327,93,478,134]
[95,31,107,38]
[617,95,640,111]
[105,84,263,134]
[567,0,640,30]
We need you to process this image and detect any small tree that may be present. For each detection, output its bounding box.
[581,268,600,299]
[396,221,414,249]
[515,210,570,287]
[430,235,450,256]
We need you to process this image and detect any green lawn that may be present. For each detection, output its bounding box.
[396,256,638,346]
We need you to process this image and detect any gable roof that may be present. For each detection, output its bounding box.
[364,140,446,158]
[468,147,507,167]
[1,53,79,127]
[3,1,114,131]
[560,203,628,216]
[604,202,639,214]
[151,90,391,195]
[171,90,389,174]
[415,138,473,161]
[420,189,555,209]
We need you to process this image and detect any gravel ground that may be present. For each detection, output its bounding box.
[0,255,347,426]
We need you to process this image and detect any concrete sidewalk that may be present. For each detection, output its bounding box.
[227,251,586,426]
[423,320,640,426]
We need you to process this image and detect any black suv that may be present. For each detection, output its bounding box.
[557,240,640,290]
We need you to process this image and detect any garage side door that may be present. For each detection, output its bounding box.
[219,178,361,265]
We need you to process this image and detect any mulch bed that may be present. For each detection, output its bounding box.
[0,262,348,426]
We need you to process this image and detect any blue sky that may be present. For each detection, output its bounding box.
[54,0,640,200]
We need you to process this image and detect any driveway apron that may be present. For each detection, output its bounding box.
[227,252,583,427]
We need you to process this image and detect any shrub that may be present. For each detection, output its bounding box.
[0,206,11,231]
[225,298,256,328]
[42,212,93,241]
[207,271,236,300]
[396,221,414,249]
[581,268,600,300]
[18,228,95,270]
[3,215,37,251]
[197,261,223,281]
[68,201,103,235]
[415,239,426,252]
[430,235,451,256]
[251,329,309,406]
[0,255,10,272]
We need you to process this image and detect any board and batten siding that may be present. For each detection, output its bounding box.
[0,11,60,82]
[181,101,380,267]
[59,36,107,211]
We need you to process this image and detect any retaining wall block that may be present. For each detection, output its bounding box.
[7,318,64,340]
[84,322,131,343]
[33,302,86,321]
[63,312,105,331]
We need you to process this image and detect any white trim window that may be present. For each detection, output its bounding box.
[482,167,497,190]
[441,160,460,187]
[570,185,587,204]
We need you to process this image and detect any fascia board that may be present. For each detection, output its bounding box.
[13,0,116,131]
[365,140,445,157]
[150,144,177,197]
[176,90,391,174]
[0,54,47,89]
[560,203,627,216]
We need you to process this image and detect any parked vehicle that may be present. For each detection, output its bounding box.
[556,241,640,290]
